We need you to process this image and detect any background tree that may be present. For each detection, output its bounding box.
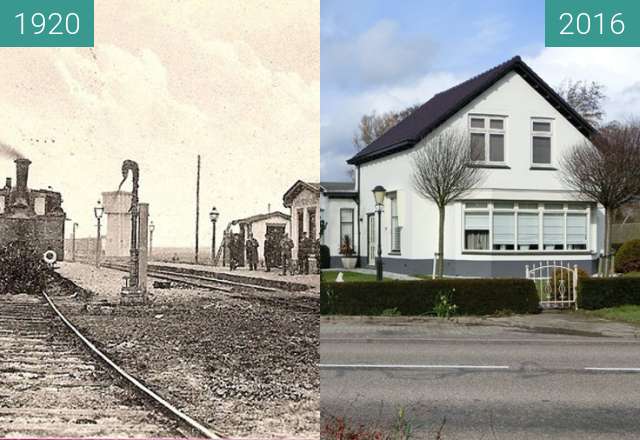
[556,79,606,127]
[411,129,486,278]
[353,104,420,151]
[561,121,640,276]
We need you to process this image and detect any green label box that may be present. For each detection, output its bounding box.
[0,0,93,47]
[546,0,640,47]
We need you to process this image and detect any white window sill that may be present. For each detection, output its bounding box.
[462,250,593,256]
[468,162,510,169]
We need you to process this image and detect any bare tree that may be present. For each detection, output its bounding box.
[412,129,486,278]
[561,122,640,276]
[557,79,606,127]
[353,105,420,151]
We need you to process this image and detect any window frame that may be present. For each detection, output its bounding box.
[339,208,354,250]
[530,117,554,167]
[462,200,591,254]
[388,192,401,253]
[468,114,507,165]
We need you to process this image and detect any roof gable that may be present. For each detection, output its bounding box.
[348,56,596,165]
[283,180,320,207]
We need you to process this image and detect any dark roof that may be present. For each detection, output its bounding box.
[348,56,597,165]
[320,181,356,193]
[233,211,290,225]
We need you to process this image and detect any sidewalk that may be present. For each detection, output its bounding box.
[321,311,640,339]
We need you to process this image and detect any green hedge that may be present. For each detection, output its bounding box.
[319,245,330,269]
[578,277,640,309]
[321,279,539,316]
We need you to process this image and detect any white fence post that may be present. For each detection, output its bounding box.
[573,264,579,310]
[432,252,438,279]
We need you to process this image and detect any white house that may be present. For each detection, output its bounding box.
[329,56,604,277]
[319,182,359,267]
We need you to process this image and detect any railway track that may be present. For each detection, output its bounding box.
[0,292,221,438]
[101,262,319,314]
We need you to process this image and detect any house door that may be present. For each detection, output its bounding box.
[367,214,376,266]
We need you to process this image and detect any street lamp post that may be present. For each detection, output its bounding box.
[72,222,78,262]
[209,206,220,264]
[149,221,155,260]
[372,185,386,281]
[94,200,104,268]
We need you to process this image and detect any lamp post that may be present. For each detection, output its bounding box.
[209,206,220,263]
[94,200,104,268]
[72,222,78,262]
[149,221,155,260]
[373,185,386,281]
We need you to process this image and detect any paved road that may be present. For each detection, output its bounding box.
[321,316,640,439]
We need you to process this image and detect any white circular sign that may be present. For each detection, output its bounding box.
[43,250,57,264]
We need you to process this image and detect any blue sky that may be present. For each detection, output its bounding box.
[321,0,640,180]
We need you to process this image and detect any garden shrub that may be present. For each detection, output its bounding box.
[615,239,640,273]
[321,278,539,316]
[578,277,640,309]
[0,242,49,295]
[320,244,330,269]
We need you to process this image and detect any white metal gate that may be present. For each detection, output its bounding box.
[525,262,579,309]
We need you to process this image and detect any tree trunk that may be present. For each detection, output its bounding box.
[438,205,445,278]
[601,207,610,277]
[605,208,612,277]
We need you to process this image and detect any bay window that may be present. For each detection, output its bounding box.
[464,203,490,250]
[463,201,590,253]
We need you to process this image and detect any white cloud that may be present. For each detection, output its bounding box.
[525,47,640,122]
[323,20,437,88]
[321,71,459,180]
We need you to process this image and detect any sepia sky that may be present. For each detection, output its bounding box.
[0,0,319,247]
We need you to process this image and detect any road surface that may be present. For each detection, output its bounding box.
[321,316,640,439]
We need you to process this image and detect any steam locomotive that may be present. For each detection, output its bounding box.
[0,158,66,260]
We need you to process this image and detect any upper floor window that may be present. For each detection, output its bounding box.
[531,118,553,166]
[469,115,505,164]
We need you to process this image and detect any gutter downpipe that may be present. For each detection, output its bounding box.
[356,164,361,267]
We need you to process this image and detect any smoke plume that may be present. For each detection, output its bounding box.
[0,142,24,160]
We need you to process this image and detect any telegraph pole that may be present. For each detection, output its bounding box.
[195,154,201,264]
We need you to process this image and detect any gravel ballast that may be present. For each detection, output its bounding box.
[52,262,319,438]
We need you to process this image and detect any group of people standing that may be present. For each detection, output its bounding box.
[225,231,320,275]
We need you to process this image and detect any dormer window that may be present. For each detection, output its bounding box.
[469,115,506,164]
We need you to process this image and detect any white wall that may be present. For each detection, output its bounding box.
[321,193,359,257]
[358,71,604,264]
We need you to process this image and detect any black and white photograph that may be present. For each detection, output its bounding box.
[0,1,319,438]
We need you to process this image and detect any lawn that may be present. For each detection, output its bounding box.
[321,271,387,282]
[583,305,640,325]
